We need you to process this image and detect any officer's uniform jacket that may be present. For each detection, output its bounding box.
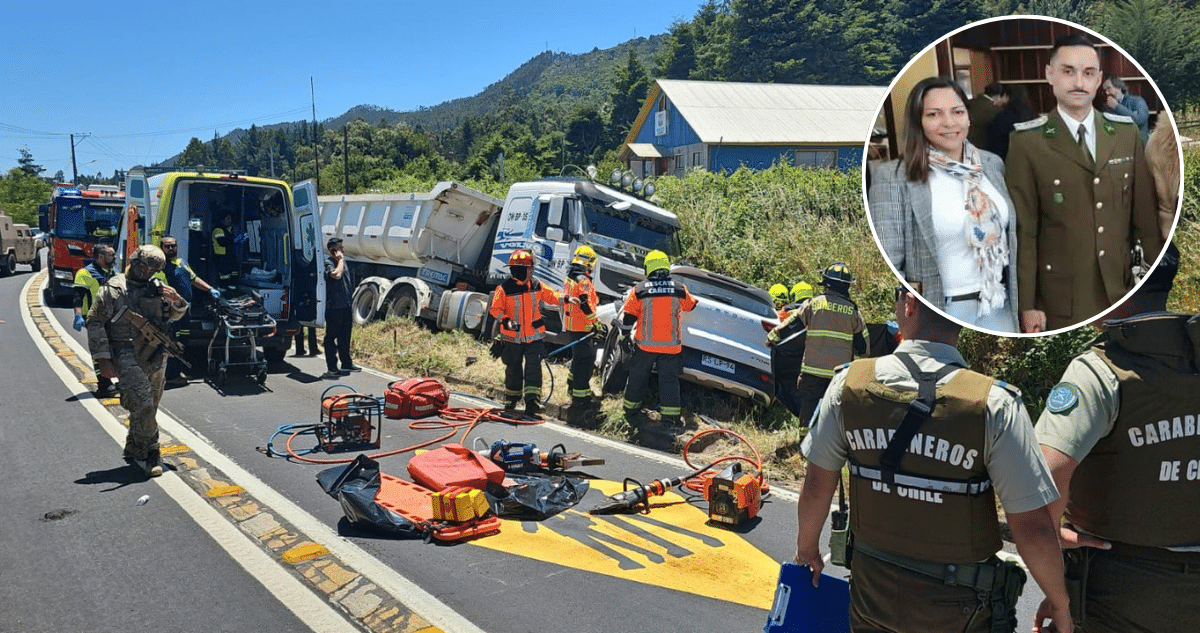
[1006,108,1161,329]
[86,275,189,366]
[1037,313,1200,548]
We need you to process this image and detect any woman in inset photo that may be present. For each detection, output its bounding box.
[867,76,1019,332]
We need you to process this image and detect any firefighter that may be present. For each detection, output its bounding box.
[620,249,697,447]
[789,281,814,307]
[768,263,866,428]
[74,243,119,398]
[211,211,245,289]
[562,245,606,428]
[769,283,791,320]
[488,249,561,415]
[87,245,189,477]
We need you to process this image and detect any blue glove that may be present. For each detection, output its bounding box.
[73,314,86,331]
[210,288,221,300]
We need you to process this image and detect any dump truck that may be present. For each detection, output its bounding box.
[311,177,681,339]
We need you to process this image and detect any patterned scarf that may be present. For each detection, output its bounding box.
[926,143,1008,316]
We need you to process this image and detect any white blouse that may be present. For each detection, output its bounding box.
[927,167,1011,298]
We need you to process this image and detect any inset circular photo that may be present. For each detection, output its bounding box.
[863,16,1181,336]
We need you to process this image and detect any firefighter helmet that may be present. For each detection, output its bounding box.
[643,250,670,275]
[507,249,534,267]
[769,284,789,308]
[791,281,814,303]
[571,245,598,270]
[822,262,854,286]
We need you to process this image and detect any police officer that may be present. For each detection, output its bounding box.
[73,243,118,398]
[158,235,220,387]
[620,250,697,447]
[1006,34,1161,333]
[769,263,866,428]
[488,249,561,415]
[87,245,189,478]
[562,245,606,427]
[211,211,245,289]
[794,283,1072,633]
[1036,243,1196,633]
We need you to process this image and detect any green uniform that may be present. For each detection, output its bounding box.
[86,275,189,463]
[1036,313,1200,633]
[1006,108,1161,330]
[804,340,1057,633]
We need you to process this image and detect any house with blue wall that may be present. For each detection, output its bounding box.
[619,79,887,176]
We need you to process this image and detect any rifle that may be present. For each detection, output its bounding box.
[112,305,191,369]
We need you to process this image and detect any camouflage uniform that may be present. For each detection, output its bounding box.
[87,274,188,469]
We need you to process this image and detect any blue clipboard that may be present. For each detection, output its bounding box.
[764,561,851,633]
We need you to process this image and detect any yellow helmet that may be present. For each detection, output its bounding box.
[791,281,814,303]
[571,245,598,270]
[768,283,789,308]
[643,250,670,275]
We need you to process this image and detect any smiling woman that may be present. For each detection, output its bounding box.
[867,76,1020,333]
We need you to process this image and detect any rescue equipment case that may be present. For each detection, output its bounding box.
[384,377,449,419]
[407,443,505,491]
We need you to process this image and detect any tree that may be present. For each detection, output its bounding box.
[16,149,44,178]
[0,164,52,225]
[658,19,699,79]
[1094,0,1200,112]
[607,49,652,149]
[179,137,214,168]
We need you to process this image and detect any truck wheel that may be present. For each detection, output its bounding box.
[351,284,379,325]
[1,253,14,277]
[599,327,631,394]
[385,287,419,321]
[31,250,42,272]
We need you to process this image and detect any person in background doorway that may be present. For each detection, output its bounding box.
[157,236,220,387]
[212,211,245,290]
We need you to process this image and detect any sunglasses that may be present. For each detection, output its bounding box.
[894,281,924,302]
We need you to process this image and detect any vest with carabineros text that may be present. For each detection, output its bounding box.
[841,358,1002,563]
[1069,314,1200,547]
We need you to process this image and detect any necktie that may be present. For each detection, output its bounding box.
[1078,123,1093,166]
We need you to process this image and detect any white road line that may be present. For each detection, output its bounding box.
[25,275,488,633]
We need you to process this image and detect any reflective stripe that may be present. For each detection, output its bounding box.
[809,329,853,341]
[848,462,993,496]
[801,364,837,378]
[660,406,681,417]
[623,398,640,410]
[570,387,593,398]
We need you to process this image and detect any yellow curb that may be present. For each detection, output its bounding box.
[282,543,328,564]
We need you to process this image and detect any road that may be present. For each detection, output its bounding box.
[2,258,1047,633]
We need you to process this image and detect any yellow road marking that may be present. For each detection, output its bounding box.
[471,479,779,609]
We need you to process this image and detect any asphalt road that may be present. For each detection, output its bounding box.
[4,255,1050,633]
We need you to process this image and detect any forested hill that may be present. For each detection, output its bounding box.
[326,36,665,133]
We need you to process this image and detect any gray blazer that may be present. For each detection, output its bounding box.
[867,151,1019,313]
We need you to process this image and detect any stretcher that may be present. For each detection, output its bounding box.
[206,294,276,387]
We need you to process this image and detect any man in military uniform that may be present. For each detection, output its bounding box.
[767,263,866,428]
[1006,34,1161,332]
[794,284,1072,633]
[1036,243,1198,633]
[562,245,606,428]
[87,245,189,477]
[967,82,1007,152]
[73,243,118,398]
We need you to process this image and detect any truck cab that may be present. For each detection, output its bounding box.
[121,168,322,360]
[489,178,681,327]
[44,184,125,303]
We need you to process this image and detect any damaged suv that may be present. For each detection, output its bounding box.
[594,265,778,406]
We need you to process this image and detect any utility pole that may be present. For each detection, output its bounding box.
[311,77,320,194]
[70,134,78,183]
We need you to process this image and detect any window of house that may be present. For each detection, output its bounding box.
[692,151,702,168]
[674,152,684,172]
[794,149,838,169]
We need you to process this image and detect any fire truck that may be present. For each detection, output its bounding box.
[41,184,125,304]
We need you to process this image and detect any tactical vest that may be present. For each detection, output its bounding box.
[801,293,861,378]
[841,357,1001,563]
[562,268,597,332]
[1069,314,1200,547]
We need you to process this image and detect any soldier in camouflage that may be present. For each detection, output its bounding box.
[87,245,189,477]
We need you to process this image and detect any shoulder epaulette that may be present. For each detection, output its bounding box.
[992,379,1022,398]
[1013,115,1048,132]
[1103,111,1134,124]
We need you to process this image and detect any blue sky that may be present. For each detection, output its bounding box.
[1,0,700,182]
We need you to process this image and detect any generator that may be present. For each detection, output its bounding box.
[704,462,762,526]
[317,386,383,452]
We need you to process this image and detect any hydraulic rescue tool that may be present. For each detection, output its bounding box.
[589,466,712,515]
[484,440,605,474]
[703,461,762,525]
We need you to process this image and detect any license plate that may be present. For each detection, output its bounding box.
[701,354,735,375]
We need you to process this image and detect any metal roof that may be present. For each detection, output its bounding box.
[656,79,887,145]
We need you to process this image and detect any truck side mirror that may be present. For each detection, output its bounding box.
[546,227,565,242]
